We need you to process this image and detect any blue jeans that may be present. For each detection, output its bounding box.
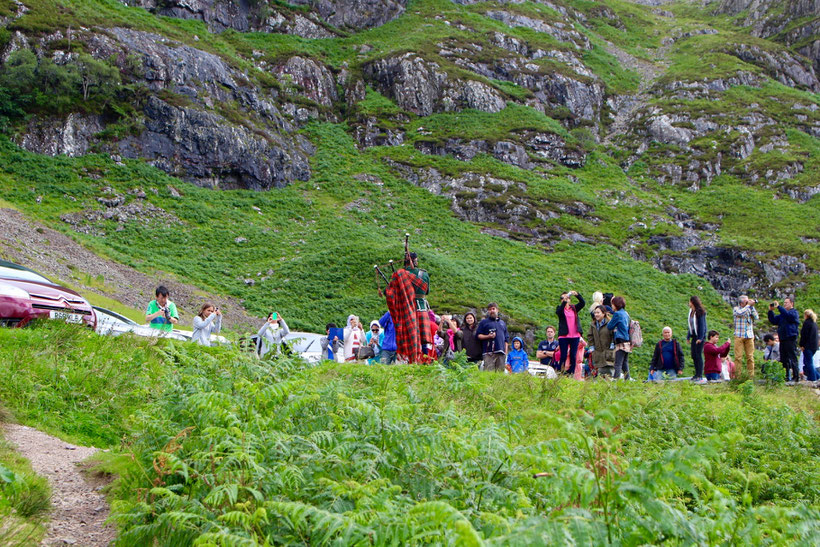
[804,350,818,381]
[651,370,677,380]
[705,373,721,381]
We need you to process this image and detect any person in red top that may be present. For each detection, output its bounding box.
[703,330,731,381]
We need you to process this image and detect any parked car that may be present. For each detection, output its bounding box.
[246,331,324,363]
[0,260,96,329]
[93,306,229,345]
[283,331,324,363]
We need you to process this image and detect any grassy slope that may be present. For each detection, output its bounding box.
[0,0,816,345]
[0,127,731,368]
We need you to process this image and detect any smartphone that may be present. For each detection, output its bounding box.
[272,312,278,320]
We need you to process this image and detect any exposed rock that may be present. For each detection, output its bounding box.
[648,244,808,299]
[118,96,310,190]
[485,11,591,50]
[364,53,506,116]
[274,56,338,107]
[647,114,694,146]
[353,117,407,148]
[727,43,820,92]
[17,27,315,190]
[120,0,338,37]
[18,114,104,157]
[288,0,407,30]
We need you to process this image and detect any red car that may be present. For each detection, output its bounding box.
[0,260,96,329]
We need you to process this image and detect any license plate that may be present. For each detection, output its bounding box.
[49,310,83,324]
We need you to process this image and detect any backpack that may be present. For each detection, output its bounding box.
[629,320,643,348]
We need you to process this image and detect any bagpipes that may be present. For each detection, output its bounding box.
[374,233,411,297]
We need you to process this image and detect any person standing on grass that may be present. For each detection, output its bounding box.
[587,307,615,378]
[768,298,801,382]
[192,302,222,346]
[343,315,365,361]
[257,312,290,358]
[365,320,384,365]
[536,326,560,372]
[461,311,483,364]
[556,291,585,375]
[477,303,509,372]
[606,296,631,380]
[146,285,179,331]
[649,326,685,380]
[320,323,342,361]
[704,330,731,381]
[378,311,398,365]
[732,295,759,377]
[506,337,529,373]
[799,309,818,382]
[687,296,708,381]
[762,333,780,374]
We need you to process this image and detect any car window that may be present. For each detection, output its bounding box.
[0,266,53,284]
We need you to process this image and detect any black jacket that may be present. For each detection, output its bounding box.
[461,325,482,359]
[650,339,685,371]
[800,318,819,352]
[555,293,585,337]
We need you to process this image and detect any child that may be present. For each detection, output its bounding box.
[365,320,384,365]
[703,330,731,381]
[320,322,342,361]
[506,337,529,373]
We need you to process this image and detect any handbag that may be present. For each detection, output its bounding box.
[358,346,375,360]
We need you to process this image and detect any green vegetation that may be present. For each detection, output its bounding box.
[0,126,736,366]
[5,325,820,544]
[0,438,49,544]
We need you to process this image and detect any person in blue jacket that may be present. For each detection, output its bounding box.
[768,297,801,381]
[506,337,529,373]
[606,296,631,380]
[687,295,708,381]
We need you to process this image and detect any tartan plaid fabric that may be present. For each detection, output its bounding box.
[386,269,424,363]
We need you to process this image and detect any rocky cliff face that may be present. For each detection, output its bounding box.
[119,0,406,36]
[713,0,820,72]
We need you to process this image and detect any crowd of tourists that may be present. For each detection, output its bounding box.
[143,284,820,383]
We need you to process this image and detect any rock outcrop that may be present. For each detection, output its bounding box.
[119,0,403,36]
[364,53,507,116]
[14,27,314,190]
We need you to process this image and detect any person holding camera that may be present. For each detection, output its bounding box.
[732,295,759,376]
[768,298,801,381]
[146,285,179,331]
[257,312,290,358]
[477,303,509,372]
[192,302,222,346]
[799,309,818,382]
[556,291,586,376]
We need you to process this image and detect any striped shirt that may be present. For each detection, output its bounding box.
[732,305,759,339]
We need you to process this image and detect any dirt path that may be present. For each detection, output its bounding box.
[0,207,259,333]
[3,424,116,546]
[601,38,671,147]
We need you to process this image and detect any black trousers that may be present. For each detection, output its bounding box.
[780,337,800,381]
[690,339,704,378]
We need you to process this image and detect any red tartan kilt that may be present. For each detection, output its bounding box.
[417,310,431,345]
